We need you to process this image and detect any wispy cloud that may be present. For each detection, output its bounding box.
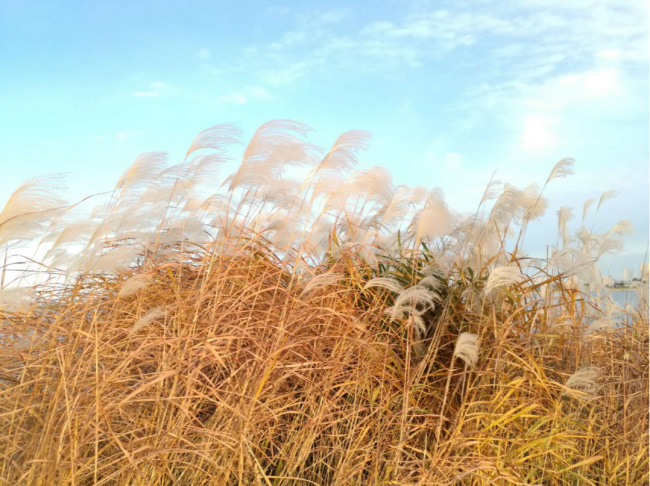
[519,114,560,152]
[197,47,211,59]
[132,81,176,98]
[217,86,274,105]
[132,92,159,97]
[92,131,143,142]
[218,93,247,104]
[221,1,644,91]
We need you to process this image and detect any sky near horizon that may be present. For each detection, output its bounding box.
[0,0,648,278]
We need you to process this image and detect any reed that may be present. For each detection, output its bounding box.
[0,121,647,485]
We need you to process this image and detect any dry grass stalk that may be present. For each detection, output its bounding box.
[0,120,646,485]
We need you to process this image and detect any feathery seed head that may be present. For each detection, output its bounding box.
[131,307,166,334]
[597,190,617,212]
[453,332,479,368]
[363,277,404,295]
[566,367,601,398]
[483,265,526,298]
[546,158,575,183]
[118,274,154,298]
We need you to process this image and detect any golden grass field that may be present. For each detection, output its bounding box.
[0,121,647,485]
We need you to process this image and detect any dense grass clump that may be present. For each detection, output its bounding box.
[0,121,647,485]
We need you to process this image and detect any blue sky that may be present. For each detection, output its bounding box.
[0,0,648,278]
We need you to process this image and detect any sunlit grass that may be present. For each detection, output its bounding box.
[0,121,647,485]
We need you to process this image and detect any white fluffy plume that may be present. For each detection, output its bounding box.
[131,307,166,334]
[546,158,575,183]
[453,332,479,368]
[118,274,154,298]
[301,272,342,296]
[565,367,601,398]
[483,265,526,298]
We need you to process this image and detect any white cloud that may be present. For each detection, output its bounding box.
[557,69,622,99]
[150,81,168,90]
[150,81,177,93]
[197,47,211,59]
[596,49,621,61]
[217,93,247,104]
[520,114,559,152]
[132,92,159,97]
[115,132,128,140]
[266,6,291,16]
[249,86,273,100]
[262,62,311,86]
[444,153,462,171]
[219,0,647,91]
[514,69,623,114]
[217,86,275,104]
[132,82,176,98]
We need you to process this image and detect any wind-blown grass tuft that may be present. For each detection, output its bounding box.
[0,120,647,485]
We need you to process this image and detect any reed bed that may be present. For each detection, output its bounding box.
[0,121,647,485]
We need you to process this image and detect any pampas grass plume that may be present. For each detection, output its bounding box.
[597,190,617,212]
[363,277,404,295]
[301,272,342,296]
[483,265,525,298]
[546,157,574,183]
[118,274,154,298]
[566,367,601,398]
[131,307,165,334]
[454,332,479,367]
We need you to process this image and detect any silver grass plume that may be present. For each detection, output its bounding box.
[480,176,501,205]
[547,248,593,281]
[369,185,424,230]
[483,265,526,298]
[565,367,601,398]
[593,234,624,258]
[557,206,573,248]
[301,272,342,296]
[0,175,67,247]
[607,220,634,236]
[348,166,395,207]
[89,245,143,274]
[414,189,452,241]
[453,333,479,368]
[311,130,371,176]
[489,183,521,228]
[0,287,35,312]
[227,120,313,191]
[364,278,434,340]
[584,317,614,336]
[131,307,166,334]
[185,123,242,159]
[417,275,443,293]
[546,158,574,183]
[390,287,437,315]
[384,287,438,339]
[582,198,594,223]
[43,220,98,265]
[576,226,591,247]
[597,190,617,212]
[114,152,168,199]
[519,184,548,222]
[363,277,404,295]
[118,274,154,298]
[0,174,66,223]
